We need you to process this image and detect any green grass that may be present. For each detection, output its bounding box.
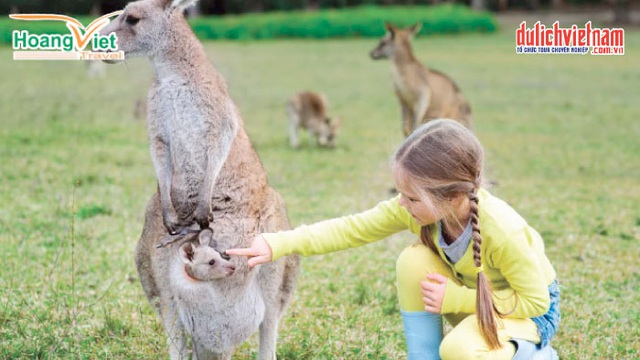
[0,28,639,359]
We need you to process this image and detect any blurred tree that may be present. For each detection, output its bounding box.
[611,0,631,23]
[3,0,44,13]
[200,0,227,15]
[551,0,566,10]
[471,0,487,10]
[99,0,130,14]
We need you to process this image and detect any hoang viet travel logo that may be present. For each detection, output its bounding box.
[10,11,124,61]
[515,21,624,55]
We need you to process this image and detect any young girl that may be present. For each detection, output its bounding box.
[227,119,560,360]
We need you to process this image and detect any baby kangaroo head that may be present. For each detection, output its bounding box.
[321,116,341,148]
[179,229,235,281]
[369,22,422,60]
[99,0,198,59]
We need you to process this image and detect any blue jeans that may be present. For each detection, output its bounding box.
[531,280,561,348]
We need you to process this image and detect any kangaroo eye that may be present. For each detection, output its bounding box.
[209,259,216,266]
[125,15,140,26]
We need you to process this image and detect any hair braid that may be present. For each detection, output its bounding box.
[469,191,482,267]
[469,189,501,349]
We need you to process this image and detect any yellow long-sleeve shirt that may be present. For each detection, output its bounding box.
[263,188,557,319]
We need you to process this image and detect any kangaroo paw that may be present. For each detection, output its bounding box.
[155,229,199,249]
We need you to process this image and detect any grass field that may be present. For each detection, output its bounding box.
[0,24,639,359]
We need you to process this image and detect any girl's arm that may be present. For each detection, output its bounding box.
[263,195,410,261]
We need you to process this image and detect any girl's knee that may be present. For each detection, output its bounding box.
[440,339,473,360]
[440,316,517,360]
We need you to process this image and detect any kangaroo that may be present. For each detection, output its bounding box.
[369,22,473,137]
[103,0,234,236]
[286,91,341,149]
[100,0,300,359]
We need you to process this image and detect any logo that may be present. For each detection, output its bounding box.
[515,21,624,55]
[10,11,124,61]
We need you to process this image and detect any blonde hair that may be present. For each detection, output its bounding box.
[394,119,501,349]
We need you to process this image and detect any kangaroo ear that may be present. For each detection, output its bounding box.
[198,228,213,246]
[179,243,195,263]
[385,22,396,36]
[169,0,199,11]
[409,22,422,36]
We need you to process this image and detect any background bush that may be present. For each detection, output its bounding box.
[189,5,497,40]
[1,4,497,44]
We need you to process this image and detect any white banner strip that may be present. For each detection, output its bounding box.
[13,51,80,60]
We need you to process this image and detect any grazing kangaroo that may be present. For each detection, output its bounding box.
[100,0,300,359]
[370,22,473,137]
[286,91,341,149]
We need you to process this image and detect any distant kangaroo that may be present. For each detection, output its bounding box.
[370,22,473,137]
[286,91,341,149]
[100,0,300,359]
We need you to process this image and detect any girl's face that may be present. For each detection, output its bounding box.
[393,164,443,226]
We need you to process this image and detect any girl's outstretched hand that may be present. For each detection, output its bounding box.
[421,273,448,314]
[225,235,273,268]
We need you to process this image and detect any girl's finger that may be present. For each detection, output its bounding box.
[225,247,259,257]
[425,273,447,284]
[420,280,435,292]
[424,304,439,314]
[247,255,270,268]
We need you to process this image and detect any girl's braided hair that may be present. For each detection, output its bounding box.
[395,119,501,349]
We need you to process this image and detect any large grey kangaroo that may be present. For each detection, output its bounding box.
[100,0,300,359]
[370,22,473,137]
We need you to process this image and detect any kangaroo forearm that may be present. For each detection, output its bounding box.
[150,141,173,204]
[198,113,238,211]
